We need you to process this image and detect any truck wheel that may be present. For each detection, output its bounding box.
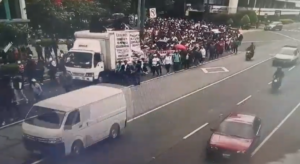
[93,75,103,84]
[109,124,120,139]
[71,140,84,156]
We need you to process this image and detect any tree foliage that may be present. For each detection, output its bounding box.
[26,0,106,38]
[100,0,132,14]
[241,15,250,25]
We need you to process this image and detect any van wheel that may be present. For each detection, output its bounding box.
[109,124,120,139]
[71,140,84,156]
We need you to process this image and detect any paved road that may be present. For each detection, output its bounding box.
[1,26,300,164]
[32,54,300,164]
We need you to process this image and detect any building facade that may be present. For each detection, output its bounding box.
[0,0,28,23]
[206,0,300,15]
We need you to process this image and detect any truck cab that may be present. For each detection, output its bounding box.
[66,38,104,82]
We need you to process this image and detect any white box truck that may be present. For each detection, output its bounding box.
[22,85,127,156]
[65,29,141,83]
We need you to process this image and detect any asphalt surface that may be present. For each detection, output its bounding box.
[2,24,300,164]
[34,53,300,164]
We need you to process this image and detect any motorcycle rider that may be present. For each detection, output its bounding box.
[274,67,284,79]
[246,42,256,57]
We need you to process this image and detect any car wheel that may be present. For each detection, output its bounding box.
[110,124,120,139]
[71,140,84,156]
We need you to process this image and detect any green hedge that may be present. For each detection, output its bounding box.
[280,19,294,24]
[0,64,19,76]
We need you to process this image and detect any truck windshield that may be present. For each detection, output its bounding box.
[65,52,93,68]
[25,106,66,129]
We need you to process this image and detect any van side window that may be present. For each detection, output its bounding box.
[65,110,80,127]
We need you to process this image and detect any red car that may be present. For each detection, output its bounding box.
[206,113,261,162]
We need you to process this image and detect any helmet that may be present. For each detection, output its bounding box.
[277,67,282,70]
[31,79,37,82]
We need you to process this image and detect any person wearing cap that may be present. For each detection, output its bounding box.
[31,78,43,102]
[12,69,28,105]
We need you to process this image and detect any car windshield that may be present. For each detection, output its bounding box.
[216,121,254,139]
[279,48,295,56]
[25,106,66,129]
[65,52,93,68]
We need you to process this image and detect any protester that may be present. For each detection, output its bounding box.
[31,79,43,102]
[58,68,73,92]
[140,17,240,74]
[36,59,45,84]
[12,73,28,105]
[163,53,172,73]
[0,76,16,125]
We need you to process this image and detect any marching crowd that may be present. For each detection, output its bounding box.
[0,17,244,125]
[114,18,243,85]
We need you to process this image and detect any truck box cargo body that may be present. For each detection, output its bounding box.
[65,30,140,83]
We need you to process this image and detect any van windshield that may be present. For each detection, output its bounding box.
[25,106,66,129]
[65,52,93,68]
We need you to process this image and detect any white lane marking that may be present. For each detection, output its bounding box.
[0,119,24,130]
[270,31,300,42]
[32,159,44,164]
[268,81,272,85]
[251,101,300,156]
[127,57,274,122]
[183,123,209,139]
[289,66,296,71]
[236,95,252,105]
[242,40,289,43]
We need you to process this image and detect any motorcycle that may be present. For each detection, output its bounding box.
[271,76,282,91]
[245,51,253,61]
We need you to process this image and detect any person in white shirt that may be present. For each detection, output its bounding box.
[163,53,172,73]
[151,54,160,76]
[200,46,206,63]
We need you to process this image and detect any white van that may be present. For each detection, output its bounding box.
[22,85,127,156]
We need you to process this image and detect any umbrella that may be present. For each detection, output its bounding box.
[175,44,186,50]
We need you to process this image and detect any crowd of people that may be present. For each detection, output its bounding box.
[0,42,72,125]
[0,17,244,125]
[114,18,243,84]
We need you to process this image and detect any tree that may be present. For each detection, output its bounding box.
[241,15,250,26]
[99,0,132,14]
[26,0,107,38]
[227,18,234,25]
[247,11,258,25]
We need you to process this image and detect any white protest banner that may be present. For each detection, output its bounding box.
[114,32,131,61]
[129,32,140,49]
[149,8,157,18]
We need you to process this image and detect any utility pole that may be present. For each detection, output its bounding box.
[3,0,11,20]
[137,0,141,28]
[140,0,145,40]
